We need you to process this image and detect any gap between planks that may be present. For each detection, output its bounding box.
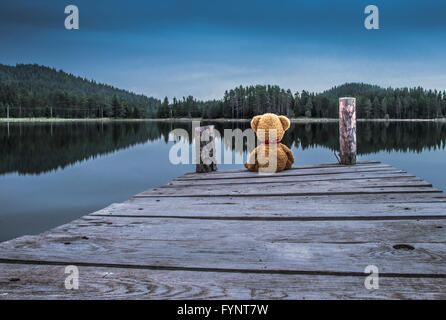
[134,188,443,198]
[89,214,446,221]
[1,258,446,279]
[166,173,421,188]
[125,193,446,204]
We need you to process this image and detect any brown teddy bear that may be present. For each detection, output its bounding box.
[244,113,295,173]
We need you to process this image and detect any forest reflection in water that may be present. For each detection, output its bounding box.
[0,120,445,175]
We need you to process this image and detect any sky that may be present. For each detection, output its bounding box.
[0,0,445,100]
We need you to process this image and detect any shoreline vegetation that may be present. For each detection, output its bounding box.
[1,117,445,123]
[1,64,446,122]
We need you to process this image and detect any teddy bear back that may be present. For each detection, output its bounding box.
[250,113,291,143]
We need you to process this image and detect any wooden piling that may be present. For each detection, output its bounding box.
[195,125,217,173]
[339,97,357,165]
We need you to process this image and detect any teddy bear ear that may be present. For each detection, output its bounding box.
[279,116,291,131]
[251,115,262,131]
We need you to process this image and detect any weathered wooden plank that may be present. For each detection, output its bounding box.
[163,177,429,191]
[0,263,445,300]
[181,161,382,177]
[92,199,446,219]
[177,165,397,180]
[1,216,446,275]
[179,164,395,181]
[169,171,417,187]
[138,184,441,198]
[129,193,446,205]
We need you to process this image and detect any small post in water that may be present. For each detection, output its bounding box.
[339,97,357,165]
[195,125,217,173]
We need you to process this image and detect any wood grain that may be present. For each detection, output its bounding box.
[137,185,441,198]
[168,171,416,187]
[178,164,395,181]
[181,161,381,177]
[94,199,446,219]
[129,192,446,204]
[1,216,446,275]
[1,263,445,300]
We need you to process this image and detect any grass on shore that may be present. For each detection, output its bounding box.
[1,117,445,123]
[0,117,115,123]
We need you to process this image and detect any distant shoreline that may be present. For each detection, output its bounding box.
[0,117,445,123]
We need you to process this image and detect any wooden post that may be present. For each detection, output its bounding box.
[339,97,357,165]
[195,125,217,173]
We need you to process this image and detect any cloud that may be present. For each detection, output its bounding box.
[1,0,445,99]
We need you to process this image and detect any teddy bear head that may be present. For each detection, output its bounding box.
[250,113,291,143]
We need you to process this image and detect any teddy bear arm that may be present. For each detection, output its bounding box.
[244,147,259,172]
[281,144,295,169]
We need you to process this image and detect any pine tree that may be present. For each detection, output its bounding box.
[364,98,372,118]
[395,96,402,119]
[372,96,381,118]
[157,96,170,118]
[124,104,132,118]
[132,106,140,119]
[381,97,388,118]
[305,97,313,117]
[111,95,123,118]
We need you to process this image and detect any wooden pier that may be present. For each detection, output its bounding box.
[1,161,446,299]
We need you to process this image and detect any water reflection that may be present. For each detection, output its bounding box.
[286,121,446,154]
[1,121,445,175]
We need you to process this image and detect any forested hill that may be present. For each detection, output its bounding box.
[189,82,445,120]
[315,82,446,119]
[1,63,445,120]
[322,83,383,98]
[0,64,160,118]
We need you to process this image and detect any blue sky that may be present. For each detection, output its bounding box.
[1,0,445,99]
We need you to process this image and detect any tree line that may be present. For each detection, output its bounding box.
[0,64,160,119]
[1,64,446,120]
[195,83,446,120]
[148,83,446,120]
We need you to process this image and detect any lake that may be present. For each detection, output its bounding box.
[1,120,445,242]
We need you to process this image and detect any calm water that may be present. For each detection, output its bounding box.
[1,120,445,242]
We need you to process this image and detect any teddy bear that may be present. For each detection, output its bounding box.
[244,113,295,173]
